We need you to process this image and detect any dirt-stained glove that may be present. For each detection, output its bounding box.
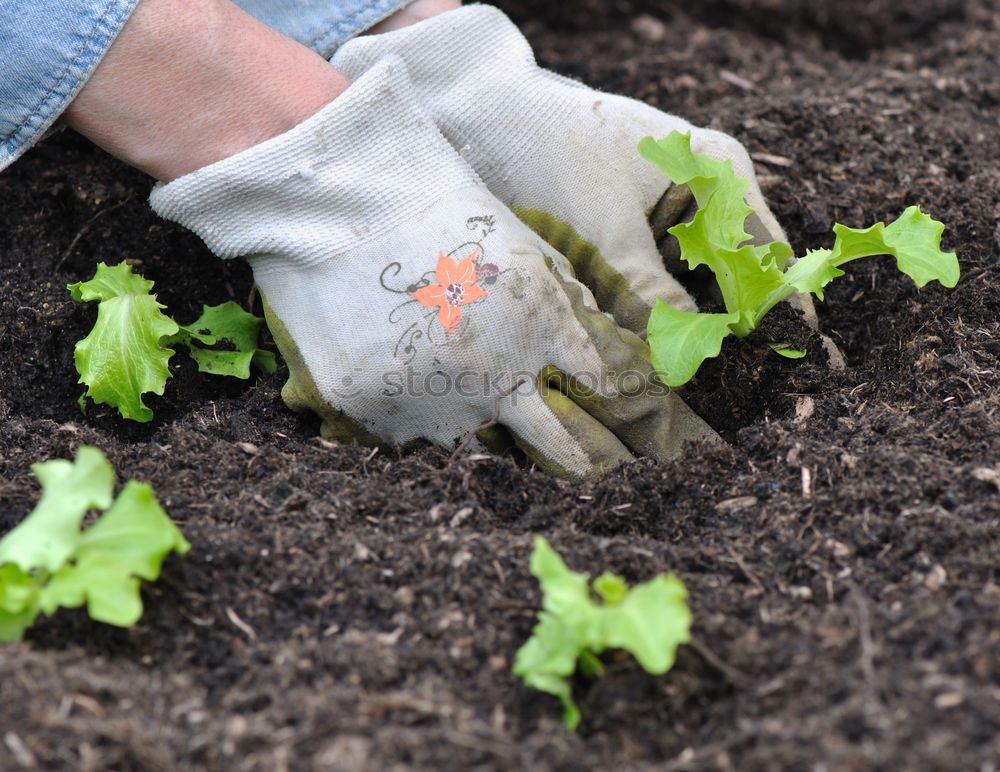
[148,58,718,480]
[330,4,788,335]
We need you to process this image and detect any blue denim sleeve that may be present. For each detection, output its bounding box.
[233,0,411,59]
[0,0,411,172]
[0,0,140,171]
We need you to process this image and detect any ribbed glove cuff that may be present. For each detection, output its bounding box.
[148,56,481,271]
[331,4,581,184]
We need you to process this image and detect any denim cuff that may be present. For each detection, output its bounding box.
[0,0,140,171]
[234,0,413,60]
[0,0,413,171]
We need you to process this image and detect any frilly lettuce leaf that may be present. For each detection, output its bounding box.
[69,262,178,422]
[38,480,188,626]
[0,446,189,642]
[0,445,114,573]
[647,299,739,387]
[513,536,691,730]
[69,262,275,422]
[639,131,960,386]
[171,301,277,378]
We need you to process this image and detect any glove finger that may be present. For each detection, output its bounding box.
[548,363,719,461]
[516,206,697,336]
[648,182,694,243]
[654,191,725,308]
[548,267,720,461]
[260,291,385,446]
[498,373,635,481]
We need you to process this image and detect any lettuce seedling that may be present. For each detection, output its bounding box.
[639,132,961,386]
[513,536,691,730]
[0,446,190,642]
[69,261,276,422]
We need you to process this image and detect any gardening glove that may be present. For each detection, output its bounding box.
[148,58,718,480]
[330,4,788,336]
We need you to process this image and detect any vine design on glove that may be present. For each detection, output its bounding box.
[379,215,505,363]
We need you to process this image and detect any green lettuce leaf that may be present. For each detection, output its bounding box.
[780,247,844,300]
[646,299,738,387]
[768,344,808,359]
[512,611,582,729]
[39,480,189,626]
[69,262,179,422]
[882,206,960,287]
[69,262,276,422]
[640,131,960,386]
[513,536,691,730]
[172,301,277,378]
[0,446,114,572]
[598,574,690,674]
[0,563,41,640]
[0,446,190,642]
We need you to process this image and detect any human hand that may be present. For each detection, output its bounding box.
[150,59,718,479]
[61,0,351,182]
[331,4,789,336]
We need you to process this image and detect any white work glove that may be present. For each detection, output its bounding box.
[330,4,789,335]
[149,58,718,480]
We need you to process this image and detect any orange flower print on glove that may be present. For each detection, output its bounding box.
[409,249,488,333]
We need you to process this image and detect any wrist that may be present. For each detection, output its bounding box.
[62,0,350,181]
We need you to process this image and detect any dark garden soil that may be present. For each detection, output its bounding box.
[2,1,999,769]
